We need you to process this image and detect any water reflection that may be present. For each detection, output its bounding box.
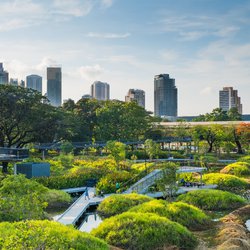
[246,219,250,231]
[79,212,102,233]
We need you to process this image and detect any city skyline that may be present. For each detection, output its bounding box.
[0,0,250,115]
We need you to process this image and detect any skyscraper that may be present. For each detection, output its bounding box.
[154,74,177,117]
[9,78,18,86]
[0,63,9,85]
[125,89,145,108]
[219,87,242,114]
[47,67,62,107]
[91,81,110,100]
[26,75,42,93]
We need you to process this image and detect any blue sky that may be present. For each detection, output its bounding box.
[0,0,250,115]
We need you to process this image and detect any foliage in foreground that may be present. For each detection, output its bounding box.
[202,173,249,192]
[220,162,250,177]
[176,189,247,211]
[97,193,152,218]
[0,220,109,250]
[91,212,198,250]
[0,175,71,222]
[129,199,210,230]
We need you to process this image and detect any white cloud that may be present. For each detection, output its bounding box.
[78,64,104,80]
[101,0,114,8]
[35,57,59,71]
[0,0,115,32]
[52,0,93,17]
[87,32,131,39]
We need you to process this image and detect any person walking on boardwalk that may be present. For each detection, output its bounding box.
[84,187,90,200]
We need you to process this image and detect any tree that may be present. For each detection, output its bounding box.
[192,107,241,122]
[192,125,224,153]
[70,98,102,142]
[227,107,242,121]
[0,85,68,147]
[106,141,126,167]
[95,100,150,141]
[144,139,160,160]
[157,162,179,201]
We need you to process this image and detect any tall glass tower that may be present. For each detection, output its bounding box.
[154,74,177,117]
[47,67,62,107]
[26,75,42,93]
[91,81,110,100]
[0,63,9,85]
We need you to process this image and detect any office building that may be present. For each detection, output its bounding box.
[91,81,110,100]
[0,63,9,84]
[154,74,177,118]
[9,78,18,86]
[82,94,93,99]
[26,75,42,93]
[47,67,62,107]
[19,80,25,88]
[219,87,242,114]
[125,89,145,108]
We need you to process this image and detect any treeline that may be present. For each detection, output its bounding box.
[0,85,151,148]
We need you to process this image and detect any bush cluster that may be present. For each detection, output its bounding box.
[176,189,247,211]
[129,199,210,230]
[97,193,152,218]
[126,150,184,160]
[220,162,250,176]
[202,173,249,192]
[91,212,198,250]
[34,167,103,189]
[0,220,109,250]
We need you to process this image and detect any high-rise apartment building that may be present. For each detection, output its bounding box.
[26,75,42,93]
[154,74,177,117]
[0,63,9,84]
[47,67,62,107]
[219,87,242,114]
[125,89,145,108]
[91,81,110,100]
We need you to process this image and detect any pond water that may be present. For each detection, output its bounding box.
[78,212,102,233]
[246,220,250,231]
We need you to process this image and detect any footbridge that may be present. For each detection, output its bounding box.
[56,166,216,226]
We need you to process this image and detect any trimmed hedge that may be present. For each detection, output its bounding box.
[220,162,250,176]
[176,189,247,211]
[91,212,198,250]
[97,193,152,218]
[0,220,109,250]
[202,173,249,192]
[129,199,210,230]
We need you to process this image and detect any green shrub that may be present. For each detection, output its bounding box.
[91,212,198,250]
[95,170,133,194]
[176,189,247,211]
[238,155,250,164]
[220,162,250,176]
[0,220,109,250]
[202,173,249,192]
[44,189,71,209]
[129,199,210,230]
[34,167,103,189]
[0,175,49,221]
[97,193,152,218]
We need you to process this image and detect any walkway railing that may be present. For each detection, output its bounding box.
[0,147,29,161]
